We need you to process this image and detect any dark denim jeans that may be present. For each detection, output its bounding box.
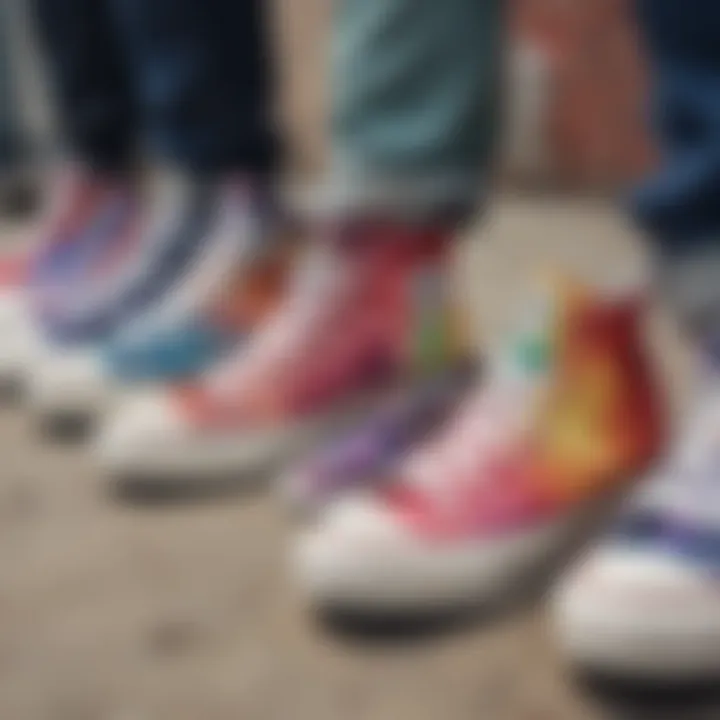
[631,0,720,256]
[0,0,29,171]
[30,0,278,174]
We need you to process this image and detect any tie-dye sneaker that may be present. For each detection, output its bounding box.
[554,374,720,688]
[96,222,470,496]
[28,182,287,428]
[295,280,666,614]
[0,168,140,387]
[34,176,216,345]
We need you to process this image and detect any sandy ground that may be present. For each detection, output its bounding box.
[0,196,698,720]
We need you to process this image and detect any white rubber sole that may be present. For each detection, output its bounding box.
[297,508,588,614]
[554,547,720,682]
[28,347,118,427]
[97,391,386,493]
[0,303,44,389]
[295,480,634,615]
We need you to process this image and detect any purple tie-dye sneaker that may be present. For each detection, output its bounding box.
[281,361,477,516]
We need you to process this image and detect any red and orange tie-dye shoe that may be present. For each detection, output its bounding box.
[96,221,471,496]
[296,279,667,615]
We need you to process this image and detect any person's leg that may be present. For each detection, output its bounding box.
[555,1,720,685]
[30,0,136,171]
[107,0,278,176]
[630,0,720,331]
[0,0,145,393]
[0,0,27,171]
[326,0,504,220]
[25,0,140,287]
[12,0,143,301]
[27,0,287,427]
[97,0,503,489]
[292,0,667,611]
[0,0,40,216]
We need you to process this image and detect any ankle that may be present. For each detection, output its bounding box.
[328,220,472,376]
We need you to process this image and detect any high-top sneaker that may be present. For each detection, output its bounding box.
[554,247,720,690]
[28,180,286,428]
[96,221,470,496]
[296,279,666,614]
[554,364,720,688]
[0,167,139,387]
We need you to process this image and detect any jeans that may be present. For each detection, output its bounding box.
[30,0,278,174]
[631,0,720,255]
[326,0,505,221]
[629,0,720,330]
[0,0,29,171]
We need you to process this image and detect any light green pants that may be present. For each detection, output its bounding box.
[326,0,505,221]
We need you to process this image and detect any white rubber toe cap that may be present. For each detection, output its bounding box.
[554,546,720,680]
[29,348,114,421]
[296,497,415,608]
[0,299,45,385]
[0,290,29,334]
[95,390,188,476]
[297,486,588,613]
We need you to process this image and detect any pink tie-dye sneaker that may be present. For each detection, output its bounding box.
[96,222,470,497]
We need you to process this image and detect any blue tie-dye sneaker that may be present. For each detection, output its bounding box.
[0,169,140,388]
[28,186,289,429]
[36,178,216,345]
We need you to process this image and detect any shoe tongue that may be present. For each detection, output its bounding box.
[488,271,579,381]
[495,298,551,380]
[284,244,347,320]
[404,277,566,495]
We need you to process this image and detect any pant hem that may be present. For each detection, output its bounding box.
[308,164,487,225]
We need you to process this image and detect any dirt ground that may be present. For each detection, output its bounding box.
[0,3,705,719]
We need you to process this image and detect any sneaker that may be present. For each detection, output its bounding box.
[96,222,469,495]
[0,168,140,387]
[28,180,285,427]
[34,174,211,344]
[554,375,720,687]
[295,280,666,614]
